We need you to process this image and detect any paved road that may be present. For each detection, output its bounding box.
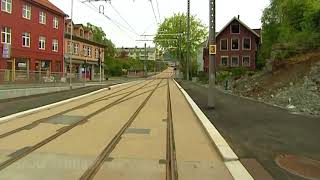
[178,80,320,180]
[0,85,112,118]
[0,70,233,180]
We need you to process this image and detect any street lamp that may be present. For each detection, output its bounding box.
[69,0,74,89]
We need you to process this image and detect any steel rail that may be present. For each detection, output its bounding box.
[0,80,161,171]
[79,79,164,180]
[166,79,178,180]
[0,80,152,139]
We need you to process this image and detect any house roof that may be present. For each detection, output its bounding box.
[28,0,66,16]
[216,17,260,38]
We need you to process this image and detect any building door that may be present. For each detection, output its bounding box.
[5,61,13,81]
[35,61,40,81]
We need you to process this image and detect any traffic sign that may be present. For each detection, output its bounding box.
[2,44,11,59]
[209,45,216,55]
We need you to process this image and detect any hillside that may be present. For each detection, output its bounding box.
[231,49,320,115]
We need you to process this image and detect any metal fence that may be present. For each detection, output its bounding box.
[0,69,104,88]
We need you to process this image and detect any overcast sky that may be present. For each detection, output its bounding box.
[49,0,270,48]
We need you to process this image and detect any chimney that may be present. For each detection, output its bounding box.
[238,15,240,19]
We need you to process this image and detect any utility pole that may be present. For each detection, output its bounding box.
[69,0,74,89]
[144,43,147,77]
[99,48,102,84]
[186,0,190,81]
[178,18,182,78]
[208,0,216,108]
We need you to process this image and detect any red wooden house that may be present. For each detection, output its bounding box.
[204,17,261,71]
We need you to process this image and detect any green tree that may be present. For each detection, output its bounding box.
[154,13,207,77]
[86,23,116,58]
[259,0,320,67]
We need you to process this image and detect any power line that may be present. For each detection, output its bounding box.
[78,0,137,41]
[155,0,161,23]
[149,0,159,25]
[107,1,140,36]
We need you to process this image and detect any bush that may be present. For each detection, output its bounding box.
[198,71,208,84]
[230,68,246,78]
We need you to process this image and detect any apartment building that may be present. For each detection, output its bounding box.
[64,19,105,80]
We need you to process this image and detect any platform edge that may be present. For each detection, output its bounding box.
[0,81,139,124]
[173,79,254,180]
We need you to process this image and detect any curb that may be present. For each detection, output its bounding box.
[173,80,254,180]
[0,81,139,124]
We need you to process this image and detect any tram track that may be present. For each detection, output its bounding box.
[0,80,156,140]
[79,79,164,180]
[166,79,178,180]
[0,79,165,172]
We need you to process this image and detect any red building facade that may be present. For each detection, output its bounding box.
[204,17,261,71]
[0,0,65,81]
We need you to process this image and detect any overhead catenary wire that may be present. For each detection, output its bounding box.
[107,1,140,36]
[149,0,159,25]
[155,0,161,23]
[78,0,137,41]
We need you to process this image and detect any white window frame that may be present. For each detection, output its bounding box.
[95,48,99,59]
[231,56,239,67]
[221,56,229,66]
[220,38,228,51]
[243,37,251,50]
[83,45,87,56]
[242,56,251,67]
[1,0,12,13]
[39,11,46,24]
[1,27,11,44]
[74,43,79,55]
[53,17,59,29]
[22,32,30,47]
[230,24,240,34]
[67,42,72,54]
[52,39,58,52]
[22,4,31,20]
[231,38,239,51]
[39,36,46,50]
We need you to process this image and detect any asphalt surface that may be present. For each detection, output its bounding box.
[178,80,320,180]
[0,85,111,118]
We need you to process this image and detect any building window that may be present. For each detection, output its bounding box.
[67,26,71,33]
[39,36,46,50]
[88,47,92,57]
[53,17,59,29]
[1,27,11,44]
[39,11,46,24]
[95,48,99,59]
[80,29,84,37]
[231,38,239,50]
[231,24,240,34]
[220,39,228,51]
[83,45,87,56]
[231,56,239,67]
[22,4,31,20]
[242,56,250,67]
[221,56,228,66]
[22,32,30,47]
[74,43,79,55]
[67,42,72,54]
[52,39,58,52]
[243,37,251,50]
[1,0,12,13]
